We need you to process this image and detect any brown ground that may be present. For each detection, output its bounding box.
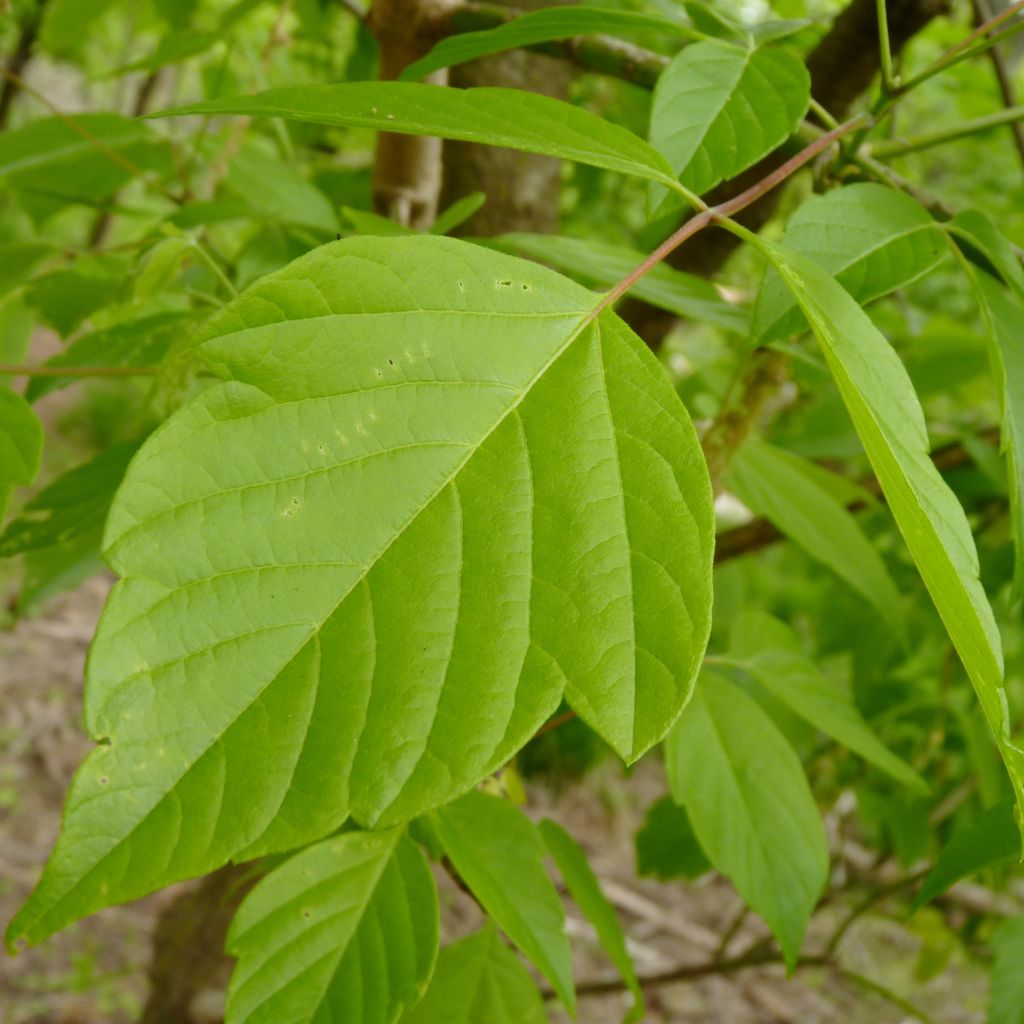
[0,574,998,1024]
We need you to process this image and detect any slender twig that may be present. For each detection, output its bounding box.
[894,0,1024,96]
[594,115,870,320]
[190,238,238,297]
[973,0,1024,171]
[876,0,898,91]
[534,709,577,738]
[872,104,1024,158]
[0,365,159,378]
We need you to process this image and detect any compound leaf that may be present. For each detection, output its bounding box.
[666,670,829,965]
[154,82,682,192]
[8,236,713,949]
[226,829,438,1024]
[434,791,574,1011]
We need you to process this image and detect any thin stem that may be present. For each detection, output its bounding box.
[0,364,159,378]
[895,0,1024,95]
[0,67,180,205]
[876,0,898,90]
[595,115,870,318]
[190,238,238,298]
[872,104,1024,158]
[974,0,1024,172]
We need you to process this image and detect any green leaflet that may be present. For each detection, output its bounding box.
[634,796,710,881]
[434,791,574,1011]
[725,611,925,790]
[0,114,173,207]
[761,241,1024,842]
[226,830,438,1024]
[0,242,53,300]
[401,6,701,82]
[753,184,945,342]
[492,232,749,333]
[947,209,1024,301]
[7,236,713,949]
[990,916,1024,1024]
[539,818,643,1022]
[665,670,829,966]
[153,82,683,193]
[0,389,43,521]
[649,39,809,200]
[727,436,904,627]
[403,925,547,1024]
[912,800,1018,911]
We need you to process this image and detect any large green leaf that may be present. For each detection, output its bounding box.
[539,818,643,1022]
[649,39,809,200]
[492,232,748,333]
[401,6,700,82]
[753,184,945,342]
[912,801,1018,911]
[7,236,713,949]
[727,436,903,626]
[948,209,1024,301]
[0,389,43,521]
[990,916,1024,1024]
[725,611,925,790]
[226,829,438,1024]
[665,670,829,966]
[761,241,1024,838]
[402,925,547,1024]
[153,82,683,192]
[434,791,574,1011]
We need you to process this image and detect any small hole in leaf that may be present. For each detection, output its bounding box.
[100,776,109,785]
[521,282,531,291]
[387,358,395,367]
[496,279,512,288]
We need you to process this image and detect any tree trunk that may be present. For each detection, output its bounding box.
[369,0,458,227]
[440,0,572,236]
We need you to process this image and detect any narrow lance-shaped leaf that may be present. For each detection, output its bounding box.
[753,183,945,343]
[152,82,683,193]
[226,829,438,1024]
[401,6,702,82]
[434,791,575,1011]
[539,818,644,1022]
[727,436,904,629]
[666,670,830,966]
[649,39,809,202]
[725,611,926,791]
[7,236,713,949]
[403,925,547,1024]
[760,241,1024,838]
